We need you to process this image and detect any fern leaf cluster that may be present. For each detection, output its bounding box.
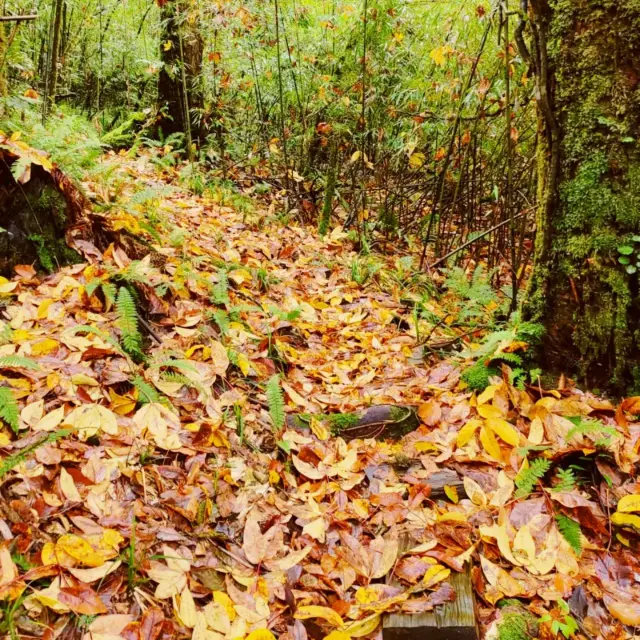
[0,387,19,434]
[515,458,551,498]
[211,269,230,305]
[0,429,73,478]
[266,375,285,430]
[116,287,143,359]
[555,514,582,555]
[566,417,618,448]
[132,375,162,404]
[0,355,40,371]
[553,468,577,492]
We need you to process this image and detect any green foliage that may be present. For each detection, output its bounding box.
[211,269,230,305]
[514,458,551,498]
[555,514,583,555]
[553,468,577,492]
[462,361,500,391]
[0,356,40,371]
[566,416,619,448]
[350,256,382,286]
[497,612,529,640]
[131,375,164,406]
[0,429,73,479]
[116,287,144,360]
[266,375,285,430]
[540,600,579,638]
[0,388,19,434]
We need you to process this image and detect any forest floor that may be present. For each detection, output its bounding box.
[1,151,639,640]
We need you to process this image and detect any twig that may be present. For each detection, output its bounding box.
[0,14,37,22]
[137,314,162,345]
[428,209,531,270]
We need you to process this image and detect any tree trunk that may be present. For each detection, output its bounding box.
[525,0,640,391]
[47,0,64,114]
[157,0,203,146]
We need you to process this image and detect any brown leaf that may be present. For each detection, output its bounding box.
[58,583,107,614]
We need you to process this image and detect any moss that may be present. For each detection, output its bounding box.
[326,412,360,434]
[527,0,640,390]
[101,112,146,149]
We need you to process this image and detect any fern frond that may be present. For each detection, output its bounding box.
[101,282,118,309]
[566,417,619,447]
[160,371,204,394]
[553,468,577,492]
[0,429,73,478]
[266,375,285,430]
[117,287,143,359]
[131,375,163,404]
[515,458,551,498]
[211,269,230,306]
[210,309,230,335]
[153,359,198,374]
[0,356,40,371]
[0,323,13,346]
[85,277,103,297]
[0,387,19,434]
[555,514,582,555]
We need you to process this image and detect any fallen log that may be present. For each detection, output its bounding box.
[287,404,420,441]
[0,133,151,275]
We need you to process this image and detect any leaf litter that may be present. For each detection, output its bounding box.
[0,152,639,639]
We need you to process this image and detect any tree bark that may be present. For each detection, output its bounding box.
[157,0,203,146]
[525,0,640,391]
[47,0,64,114]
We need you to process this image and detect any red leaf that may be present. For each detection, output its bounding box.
[58,584,107,615]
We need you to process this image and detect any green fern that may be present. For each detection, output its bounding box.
[210,309,230,335]
[0,388,19,434]
[0,356,40,371]
[211,269,230,305]
[160,371,204,394]
[566,417,619,448]
[266,375,285,430]
[0,428,73,478]
[553,468,577,492]
[555,514,582,555]
[515,458,551,498]
[101,282,118,309]
[0,324,13,346]
[131,375,163,405]
[116,287,143,359]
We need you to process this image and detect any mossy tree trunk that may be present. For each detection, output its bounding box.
[157,0,203,146]
[525,0,640,391]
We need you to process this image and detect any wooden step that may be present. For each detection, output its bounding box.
[383,535,478,640]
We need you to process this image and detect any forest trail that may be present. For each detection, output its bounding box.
[0,152,636,640]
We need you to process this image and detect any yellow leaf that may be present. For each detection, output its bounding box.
[71,373,99,387]
[41,542,57,565]
[213,591,236,621]
[59,468,82,502]
[34,406,65,432]
[56,535,105,567]
[31,338,59,356]
[415,441,438,453]
[350,150,362,163]
[246,630,276,640]
[422,564,451,588]
[479,523,521,566]
[340,614,380,638]
[325,632,351,640]
[463,476,487,506]
[456,419,482,447]
[163,40,173,51]
[480,425,503,461]
[444,485,459,504]
[477,404,502,419]
[616,494,640,513]
[37,299,53,319]
[295,605,344,627]
[490,471,515,507]
[409,152,426,169]
[437,511,467,523]
[486,418,520,447]
[528,417,544,445]
[611,512,640,531]
[177,587,198,628]
[477,385,497,405]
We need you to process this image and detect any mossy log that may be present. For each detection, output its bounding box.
[287,404,420,441]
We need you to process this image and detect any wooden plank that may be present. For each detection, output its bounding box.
[383,534,478,640]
